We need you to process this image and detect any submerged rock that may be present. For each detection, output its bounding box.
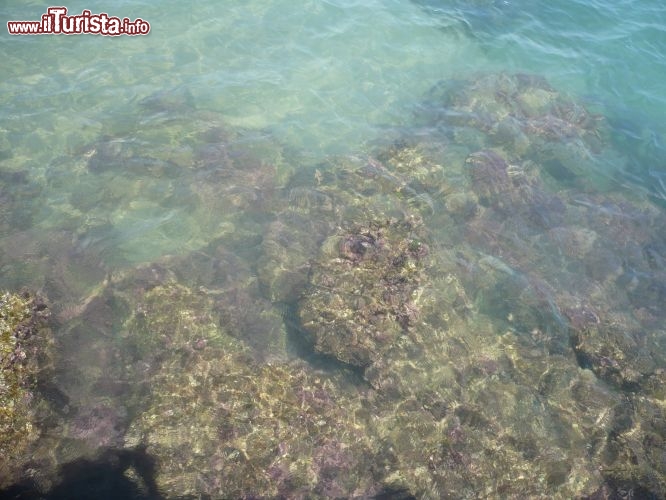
[0,291,52,487]
[125,352,383,498]
[258,191,336,303]
[420,72,615,190]
[44,102,283,268]
[121,280,382,498]
[299,217,429,368]
[465,149,521,211]
[258,153,436,306]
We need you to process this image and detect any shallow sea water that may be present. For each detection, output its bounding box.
[1,0,666,497]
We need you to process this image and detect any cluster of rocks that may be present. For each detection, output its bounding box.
[2,74,665,498]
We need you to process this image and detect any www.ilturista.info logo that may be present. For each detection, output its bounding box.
[7,6,150,36]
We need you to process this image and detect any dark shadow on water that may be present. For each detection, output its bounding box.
[0,446,163,500]
[280,301,367,382]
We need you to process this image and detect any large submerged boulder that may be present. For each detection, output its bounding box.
[121,279,382,498]
[299,216,429,368]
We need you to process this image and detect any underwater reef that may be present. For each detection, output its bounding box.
[0,291,52,486]
[1,74,665,498]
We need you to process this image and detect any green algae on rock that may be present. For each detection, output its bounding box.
[419,73,616,191]
[122,280,381,498]
[298,216,429,369]
[125,354,383,498]
[258,152,436,305]
[0,291,52,484]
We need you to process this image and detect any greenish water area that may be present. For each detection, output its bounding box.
[1,0,665,498]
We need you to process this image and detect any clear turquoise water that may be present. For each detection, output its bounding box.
[2,1,665,257]
[1,0,666,493]
[2,0,665,265]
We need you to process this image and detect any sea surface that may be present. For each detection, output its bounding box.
[1,0,666,496]
[1,0,665,265]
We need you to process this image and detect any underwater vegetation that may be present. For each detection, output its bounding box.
[1,73,665,498]
[0,291,52,486]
